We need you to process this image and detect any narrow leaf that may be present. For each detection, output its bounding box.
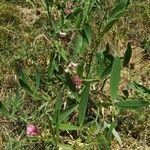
[59,48,68,62]
[77,62,84,77]
[0,101,10,117]
[100,64,112,79]
[100,18,118,38]
[95,52,105,78]
[54,91,63,137]
[12,88,22,115]
[74,33,83,55]
[19,69,28,83]
[115,99,149,110]
[82,24,92,46]
[48,56,55,80]
[59,104,78,123]
[35,69,41,92]
[19,78,33,95]
[58,143,74,150]
[109,0,130,19]
[97,133,110,150]
[104,122,122,146]
[128,82,150,95]
[123,42,132,67]
[110,57,121,100]
[79,83,90,126]
[59,123,80,130]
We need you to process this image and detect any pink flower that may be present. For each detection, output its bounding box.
[59,31,67,37]
[72,75,82,90]
[26,125,39,136]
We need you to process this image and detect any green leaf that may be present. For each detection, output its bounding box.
[0,101,10,117]
[106,122,115,143]
[109,0,130,19]
[55,92,63,117]
[100,64,112,79]
[74,33,83,55]
[115,99,149,110]
[110,57,121,100]
[79,83,90,126]
[95,52,105,78]
[88,0,97,12]
[19,69,28,83]
[59,104,78,123]
[97,133,110,150]
[59,123,81,130]
[82,24,92,46]
[48,54,55,80]
[60,48,68,62]
[75,9,83,27]
[54,91,63,137]
[128,82,150,95]
[100,0,130,38]
[100,18,118,38]
[123,42,132,67]
[19,78,33,95]
[58,143,74,150]
[35,69,41,92]
[80,38,88,56]
[12,88,22,115]
[77,62,84,77]
[104,121,122,146]
[95,49,114,79]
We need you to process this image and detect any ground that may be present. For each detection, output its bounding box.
[0,0,150,150]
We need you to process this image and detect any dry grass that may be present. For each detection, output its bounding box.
[0,0,150,149]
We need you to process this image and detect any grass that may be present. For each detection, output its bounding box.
[0,0,150,149]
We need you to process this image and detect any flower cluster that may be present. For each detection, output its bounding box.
[65,62,82,90]
[72,75,82,90]
[26,124,39,136]
[65,62,78,73]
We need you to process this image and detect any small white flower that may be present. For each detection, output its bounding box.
[59,31,67,37]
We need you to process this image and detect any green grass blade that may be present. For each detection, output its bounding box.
[128,81,150,95]
[110,57,121,100]
[123,42,132,67]
[95,52,105,78]
[59,104,78,123]
[115,99,149,110]
[48,56,55,80]
[97,133,110,150]
[54,91,63,139]
[35,69,41,92]
[82,24,92,46]
[74,33,83,55]
[79,83,90,126]
[77,62,84,77]
[58,143,74,150]
[19,69,28,83]
[0,101,10,117]
[109,0,130,19]
[12,88,21,115]
[19,78,33,96]
[100,64,112,79]
[100,18,118,38]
